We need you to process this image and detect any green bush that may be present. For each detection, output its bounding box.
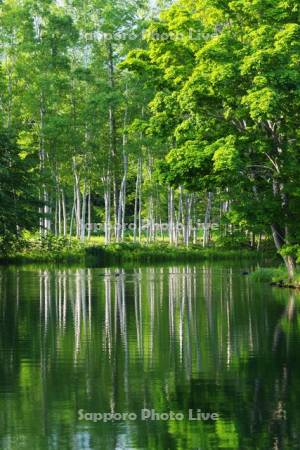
[250,267,300,285]
[0,231,26,257]
[214,234,250,249]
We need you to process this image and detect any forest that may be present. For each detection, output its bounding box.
[2,2,300,449]
[1,0,300,279]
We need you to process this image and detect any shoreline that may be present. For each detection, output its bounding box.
[0,242,264,266]
[250,267,300,289]
[2,242,298,289]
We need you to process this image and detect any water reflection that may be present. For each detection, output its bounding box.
[0,265,299,449]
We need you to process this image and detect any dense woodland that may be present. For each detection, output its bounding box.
[1,0,300,277]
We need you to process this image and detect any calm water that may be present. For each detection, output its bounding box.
[0,263,300,450]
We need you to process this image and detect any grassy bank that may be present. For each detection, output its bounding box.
[250,267,300,288]
[86,243,261,265]
[0,238,264,266]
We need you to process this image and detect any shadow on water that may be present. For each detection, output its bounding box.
[0,264,299,449]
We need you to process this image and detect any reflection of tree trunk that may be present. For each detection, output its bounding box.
[149,268,155,365]
[185,267,193,378]
[269,367,289,449]
[272,293,296,351]
[134,270,142,355]
[104,269,112,357]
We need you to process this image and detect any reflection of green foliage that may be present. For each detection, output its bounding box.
[1,264,300,449]
[168,420,218,450]
[216,420,239,449]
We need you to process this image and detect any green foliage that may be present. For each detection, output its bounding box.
[0,129,40,256]
[250,267,287,283]
[10,234,85,263]
[34,234,76,253]
[279,244,300,259]
[125,0,300,263]
[2,0,300,263]
[94,243,259,265]
[2,240,260,265]
[214,233,250,250]
[251,266,300,286]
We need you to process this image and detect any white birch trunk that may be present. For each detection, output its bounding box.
[61,189,67,237]
[80,180,87,242]
[203,192,213,247]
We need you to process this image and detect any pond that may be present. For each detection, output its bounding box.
[0,263,299,449]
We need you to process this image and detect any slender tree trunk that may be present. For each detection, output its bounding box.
[69,187,76,241]
[184,192,193,247]
[73,159,81,239]
[87,186,91,240]
[58,188,62,236]
[112,177,118,241]
[257,233,262,251]
[176,186,183,245]
[39,96,51,235]
[138,160,142,242]
[192,194,197,244]
[203,192,213,247]
[120,158,128,241]
[168,187,175,245]
[271,177,296,280]
[103,173,111,245]
[61,189,67,237]
[107,42,118,242]
[271,224,296,280]
[147,195,155,243]
[54,196,58,236]
[80,179,87,242]
[117,118,128,242]
[134,159,142,242]
[120,95,129,242]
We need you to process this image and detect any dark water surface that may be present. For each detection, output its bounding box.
[0,263,299,449]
